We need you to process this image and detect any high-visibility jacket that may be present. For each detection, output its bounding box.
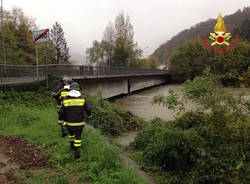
[59,89,69,100]
[59,90,91,126]
[53,85,70,107]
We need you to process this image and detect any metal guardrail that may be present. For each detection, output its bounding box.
[0,64,169,85]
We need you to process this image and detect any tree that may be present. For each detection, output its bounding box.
[147,70,250,183]
[169,39,210,81]
[50,22,70,64]
[86,12,142,67]
[86,40,105,66]
[0,7,37,65]
[239,19,250,41]
[102,21,115,66]
[169,38,250,86]
[147,56,158,69]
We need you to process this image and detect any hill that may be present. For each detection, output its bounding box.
[152,7,250,65]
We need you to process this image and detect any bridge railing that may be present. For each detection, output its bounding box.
[45,64,168,78]
[0,64,168,85]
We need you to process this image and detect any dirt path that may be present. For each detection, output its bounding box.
[113,131,138,147]
[0,145,19,184]
[114,131,157,184]
[0,135,50,183]
[85,124,156,184]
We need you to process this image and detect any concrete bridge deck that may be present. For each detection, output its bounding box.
[0,64,170,98]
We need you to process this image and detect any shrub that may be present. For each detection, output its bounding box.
[131,72,250,183]
[88,96,145,137]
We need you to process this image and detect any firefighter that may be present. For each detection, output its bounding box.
[52,75,72,137]
[59,82,91,159]
[52,75,72,109]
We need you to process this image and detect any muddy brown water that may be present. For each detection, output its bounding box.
[113,84,250,184]
[113,84,250,155]
[115,84,250,121]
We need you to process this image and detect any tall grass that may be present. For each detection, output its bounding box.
[0,91,147,184]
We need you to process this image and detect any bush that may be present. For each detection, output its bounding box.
[131,72,250,183]
[88,96,145,137]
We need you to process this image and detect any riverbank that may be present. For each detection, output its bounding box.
[0,91,148,184]
[120,74,250,184]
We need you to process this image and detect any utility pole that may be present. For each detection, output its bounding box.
[1,0,6,76]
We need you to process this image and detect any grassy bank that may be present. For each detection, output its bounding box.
[0,91,147,184]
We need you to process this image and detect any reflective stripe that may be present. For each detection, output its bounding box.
[60,91,69,99]
[63,99,85,107]
[74,143,81,147]
[69,135,75,141]
[65,122,85,126]
[74,140,81,143]
[63,122,67,126]
[58,120,63,125]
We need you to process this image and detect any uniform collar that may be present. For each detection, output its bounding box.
[67,90,81,97]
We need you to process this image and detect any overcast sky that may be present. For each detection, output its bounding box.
[3,0,250,63]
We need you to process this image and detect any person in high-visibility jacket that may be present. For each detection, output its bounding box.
[52,76,72,137]
[59,82,91,159]
[55,85,71,137]
[52,75,72,109]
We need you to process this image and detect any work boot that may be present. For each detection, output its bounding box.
[70,141,75,151]
[61,125,68,137]
[74,148,80,159]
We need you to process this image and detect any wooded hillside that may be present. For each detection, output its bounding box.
[152,7,250,64]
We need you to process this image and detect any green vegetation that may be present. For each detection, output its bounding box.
[88,94,145,137]
[169,39,250,86]
[86,12,158,69]
[86,11,142,67]
[164,8,250,86]
[0,8,70,65]
[0,90,147,184]
[130,70,250,184]
[152,7,250,64]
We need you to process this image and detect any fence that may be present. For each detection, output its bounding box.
[0,64,168,85]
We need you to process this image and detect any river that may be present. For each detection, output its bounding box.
[113,84,250,184]
[115,84,250,121]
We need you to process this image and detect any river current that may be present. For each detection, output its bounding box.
[115,84,250,121]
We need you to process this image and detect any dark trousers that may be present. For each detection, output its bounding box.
[67,126,83,148]
[57,105,63,125]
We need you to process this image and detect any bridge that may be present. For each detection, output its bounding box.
[0,64,170,98]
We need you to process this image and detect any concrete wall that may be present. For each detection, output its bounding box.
[75,74,169,99]
[129,75,168,93]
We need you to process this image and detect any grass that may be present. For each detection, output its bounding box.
[0,95,147,184]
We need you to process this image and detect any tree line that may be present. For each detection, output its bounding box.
[0,8,158,69]
[86,11,158,68]
[153,7,250,65]
[169,19,250,87]
[0,8,70,65]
